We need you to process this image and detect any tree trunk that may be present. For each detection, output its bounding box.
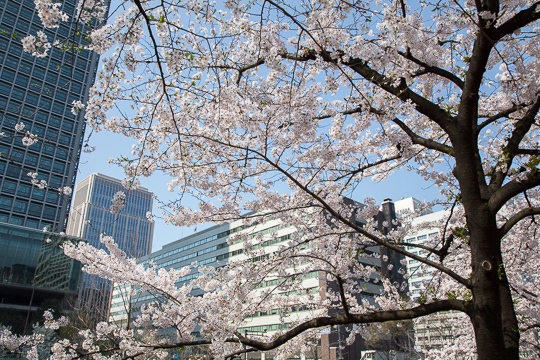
[468,217,511,360]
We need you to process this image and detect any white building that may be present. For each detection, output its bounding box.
[110,202,384,360]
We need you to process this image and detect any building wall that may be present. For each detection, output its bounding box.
[110,204,384,358]
[0,222,84,333]
[0,0,103,232]
[67,173,154,324]
[401,210,463,354]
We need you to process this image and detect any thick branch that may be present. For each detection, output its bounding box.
[237,300,466,351]
[398,50,464,89]
[392,117,454,155]
[477,103,527,132]
[492,2,540,41]
[489,172,540,213]
[499,207,540,236]
[489,96,540,192]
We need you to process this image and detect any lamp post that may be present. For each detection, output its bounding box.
[23,275,39,334]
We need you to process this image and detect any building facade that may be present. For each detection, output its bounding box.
[110,201,386,359]
[401,209,469,356]
[67,173,154,324]
[0,222,83,334]
[0,0,104,232]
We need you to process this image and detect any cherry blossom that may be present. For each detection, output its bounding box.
[6,0,540,359]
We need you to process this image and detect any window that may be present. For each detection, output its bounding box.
[28,203,42,217]
[32,188,45,201]
[2,180,17,194]
[1,68,16,82]
[13,200,28,214]
[17,184,31,197]
[39,157,52,171]
[0,196,13,207]
[43,206,56,220]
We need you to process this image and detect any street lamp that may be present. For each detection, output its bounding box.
[23,274,39,334]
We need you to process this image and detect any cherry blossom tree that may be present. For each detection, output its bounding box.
[5,0,540,359]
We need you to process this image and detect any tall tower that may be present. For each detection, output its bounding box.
[66,173,154,324]
[0,0,103,232]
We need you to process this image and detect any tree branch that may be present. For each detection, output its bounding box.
[398,50,464,89]
[392,117,454,155]
[492,1,540,41]
[499,207,540,237]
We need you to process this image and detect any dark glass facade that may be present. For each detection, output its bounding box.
[0,0,101,232]
[0,222,83,333]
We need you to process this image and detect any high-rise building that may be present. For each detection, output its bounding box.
[0,0,104,232]
[66,173,154,324]
[0,222,84,334]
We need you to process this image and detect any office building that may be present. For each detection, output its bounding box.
[67,173,154,324]
[0,0,104,232]
[0,222,83,334]
[401,209,469,355]
[110,199,386,360]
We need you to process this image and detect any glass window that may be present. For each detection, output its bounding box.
[42,205,56,220]
[16,18,30,32]
[0,37,8,51]
[56,148,68,160]
[61,120,74,132]
[26,93,38,105]
[19,6,33,20]
[58,133,71,146]
[6,1,19,14]
[13,200,28,214]
[17,184,31,197]
[45,72,58,85]
[28,203,42,217]
[3,13,16,27]
[15,73,30,87]
[24,153,38,166]
[4,56,19,69]
[11,87,25,101]
[7,100,21,113]
[11,149,24,163]
[6,164,20,178]
[1,68,16,82]
[43,143,55,156]
[32,124,45,137]
[0,196,13,207]
[32,188,45,201]
[45,129,57,141]
[33,66,46,80]
[10,216,24,226]
[18,60,33,74]
[46,191,58,204]
[49,116,61,128]
[26,219,39,229]
[49,176,62,188]
[52,161,65,173]
[39,97,51,110]
[54,90,67,102]
[39,157,52,170]
[52,103,64,115]
[73,69,84,81]
[8,42,22,57]
[2,180,17,194]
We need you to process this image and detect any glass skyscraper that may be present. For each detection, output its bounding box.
[0,0,102,232]
[67,173,154,324]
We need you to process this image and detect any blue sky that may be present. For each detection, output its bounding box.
[74,127,444,252]
[72,0,446,252]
